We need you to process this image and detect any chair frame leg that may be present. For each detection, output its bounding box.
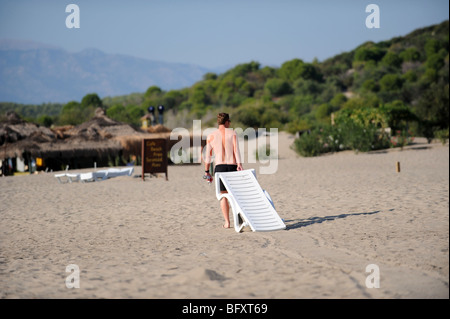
[219,194,248,232]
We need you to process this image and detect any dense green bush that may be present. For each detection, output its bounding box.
[292,125,343,157]
[354,44,386,63]
[264,78,293,97]
[292,120,392,156]
[339,120,390,152]
[58,101,93,125]
[293,105,412,156]
[434,128,449,145]
[292,129,327,157]
[235,100,288,129]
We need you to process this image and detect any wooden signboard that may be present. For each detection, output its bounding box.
[142,138,168,180]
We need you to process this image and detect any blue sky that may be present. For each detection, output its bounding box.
[0,0,448,69]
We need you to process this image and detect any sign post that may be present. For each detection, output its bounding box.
[142,138,168,181]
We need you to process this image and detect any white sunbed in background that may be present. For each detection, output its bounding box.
[79,171,108,183]
[54,173,80,184]
[55,167,134,183]
[101,167,134,178]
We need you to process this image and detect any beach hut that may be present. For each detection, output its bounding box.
[1,110,134,172]
[43,108,141,170]
[1,109,206,174]
[1,111,56,174]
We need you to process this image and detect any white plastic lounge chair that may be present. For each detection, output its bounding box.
[215,169,286,232]
[104,167,134,178]
[54,173,80,184]
[55,167,134,183]
[78,167,134,182]
[79,171,108,183]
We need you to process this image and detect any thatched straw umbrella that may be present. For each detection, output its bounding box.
[115,132,173,158]
[44,108,138,167]
[64,108,150,160]
[1,111,56,159]
[146,124,172,134]
[1,110,131,170]
[51,125,74,139]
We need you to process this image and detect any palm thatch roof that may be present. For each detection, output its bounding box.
[146,124,172,134]
[0,111,55,143]
[1,108,203,161]
[1,111,57,159]
[67,108,139,138]
[1,109,135,160]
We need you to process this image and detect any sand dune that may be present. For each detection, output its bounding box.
[0,133,448,298]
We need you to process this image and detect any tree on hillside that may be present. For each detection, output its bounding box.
[264,78,292,97]
[81,93,103,109]
[58,101,84,125]
[145,86,163,99]
[278,59,322,82]
[58,93,103,125]
[354,43,386,63]
[414,80,449,141]
[381,51,402,69]
[224,61,260,78]
[399,47,421,62]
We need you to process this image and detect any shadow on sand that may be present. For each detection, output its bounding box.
[284,209,394,230]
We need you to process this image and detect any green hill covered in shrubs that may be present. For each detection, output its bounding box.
[2,20,448,156]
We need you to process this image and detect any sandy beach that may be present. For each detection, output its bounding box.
[0,132,448,299]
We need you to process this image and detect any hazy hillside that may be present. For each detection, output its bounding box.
[0,39,211,104]
[1,20,448,155]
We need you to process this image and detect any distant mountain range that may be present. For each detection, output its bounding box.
[0,39,217,104]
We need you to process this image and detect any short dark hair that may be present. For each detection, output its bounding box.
[217,113,230,125]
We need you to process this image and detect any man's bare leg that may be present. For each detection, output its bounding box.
[220,192,230,228]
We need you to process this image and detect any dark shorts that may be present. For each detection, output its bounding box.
[215,164,238,192]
